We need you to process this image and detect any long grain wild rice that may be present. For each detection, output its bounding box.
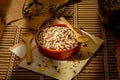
[38,26,78,50]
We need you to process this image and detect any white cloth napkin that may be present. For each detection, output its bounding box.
[10,29,103,80]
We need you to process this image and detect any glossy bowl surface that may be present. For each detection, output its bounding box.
[35,24,81,60]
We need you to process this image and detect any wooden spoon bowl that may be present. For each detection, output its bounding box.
[22,32,33,64]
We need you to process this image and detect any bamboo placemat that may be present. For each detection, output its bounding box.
[0,0,118,80]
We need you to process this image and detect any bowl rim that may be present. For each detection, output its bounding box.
[35,24,81,52]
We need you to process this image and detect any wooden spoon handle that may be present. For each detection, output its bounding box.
[60,17,88,43]
[25,41,32,64]
[60,17,80,35]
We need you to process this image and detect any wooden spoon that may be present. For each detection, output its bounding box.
[60,17,88,43]
[22,32,33,64]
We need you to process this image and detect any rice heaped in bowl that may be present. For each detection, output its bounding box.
[35,24,81,60]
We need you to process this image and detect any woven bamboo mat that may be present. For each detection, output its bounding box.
[0,0,118,80]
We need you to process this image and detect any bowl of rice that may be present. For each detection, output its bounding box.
[35,24,81,60]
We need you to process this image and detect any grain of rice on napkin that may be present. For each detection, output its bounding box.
[9,28,104,80]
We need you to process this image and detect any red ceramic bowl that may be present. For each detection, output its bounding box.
[35,24,81,60]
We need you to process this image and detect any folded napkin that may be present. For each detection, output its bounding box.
[10,29,103,80]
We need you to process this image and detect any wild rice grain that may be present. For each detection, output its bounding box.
[38,26,78,50]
